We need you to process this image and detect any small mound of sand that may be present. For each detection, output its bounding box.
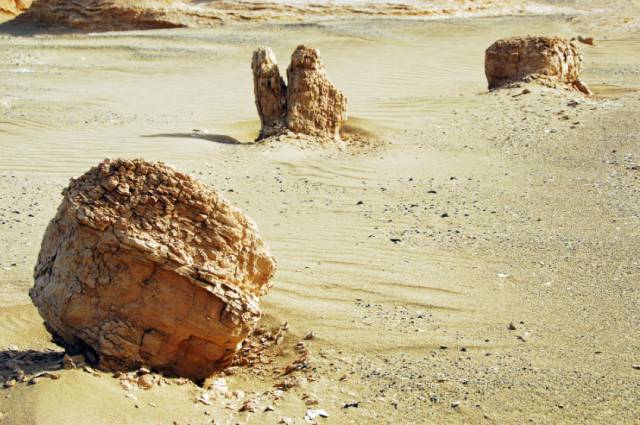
[30,159,276,380]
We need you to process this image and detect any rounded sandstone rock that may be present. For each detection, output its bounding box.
[485,36,591,95]
[30,159,276,380]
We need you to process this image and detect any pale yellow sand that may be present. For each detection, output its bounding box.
[1,2,640,424]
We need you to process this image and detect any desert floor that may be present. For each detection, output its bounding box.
[0,2,639,424]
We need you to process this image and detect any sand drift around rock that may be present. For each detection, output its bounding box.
[485,36,591,95]
[252,45,347,142]
[29,159,276,380]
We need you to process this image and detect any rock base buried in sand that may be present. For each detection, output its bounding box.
[30,159,276,380]
[252,45,347,142]
[485,36,591,95]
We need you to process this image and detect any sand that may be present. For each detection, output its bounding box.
[1,1,640,424]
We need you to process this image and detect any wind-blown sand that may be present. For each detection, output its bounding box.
[1,1,639,424]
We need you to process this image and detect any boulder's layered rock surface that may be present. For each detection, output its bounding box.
[485,36,591,95]
[251,45,347,141]
[252,47,288,140]
[30,159,276,380]
[286,45,348,140]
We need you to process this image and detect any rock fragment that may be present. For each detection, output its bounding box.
[30,159,276,380]
[485,36,591,95]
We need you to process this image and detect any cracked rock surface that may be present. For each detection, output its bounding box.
[30,159,276,380]
[485,36,591,95]
[251,45,347,141]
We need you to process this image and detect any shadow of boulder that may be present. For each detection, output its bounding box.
[1,348,65,385]
[142,133,245,145]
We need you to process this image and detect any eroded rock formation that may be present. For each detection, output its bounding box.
[485,36,591,95]
[252,47,288,140]
[251,45,347,141]
[30,159,276,380]
[286,45,348,140]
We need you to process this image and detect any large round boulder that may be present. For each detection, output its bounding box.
[30,159,276,380]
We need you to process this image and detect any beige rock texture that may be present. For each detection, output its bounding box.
[0,0,31,19]
[286,45,348,140]
[251,47,288,140]
[30,158,276,380]
[485,36,591,95]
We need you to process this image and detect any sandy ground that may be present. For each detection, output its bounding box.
[1,2,640,424]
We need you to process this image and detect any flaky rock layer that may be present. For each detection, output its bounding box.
[0,0,31,18]
[30,159,276,380]
[485,36,591,95]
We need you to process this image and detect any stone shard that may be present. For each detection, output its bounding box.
[485,36,591,95]
[30,159,276,381]
[252,47,288,140]
[285,45,348,141]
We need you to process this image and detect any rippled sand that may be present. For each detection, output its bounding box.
[1,3,640,425]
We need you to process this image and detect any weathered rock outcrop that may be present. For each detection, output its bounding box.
[286,45,348,140]
[251,45,347,141]
[5,0,518,31]
[30,159,276,380]
[252,47,288,140]
[485,36,591,95]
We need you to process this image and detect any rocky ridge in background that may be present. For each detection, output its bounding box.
[5,0,522,31]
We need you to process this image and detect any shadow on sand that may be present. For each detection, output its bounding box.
[142,133,248,145]
[1,349,65,384]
